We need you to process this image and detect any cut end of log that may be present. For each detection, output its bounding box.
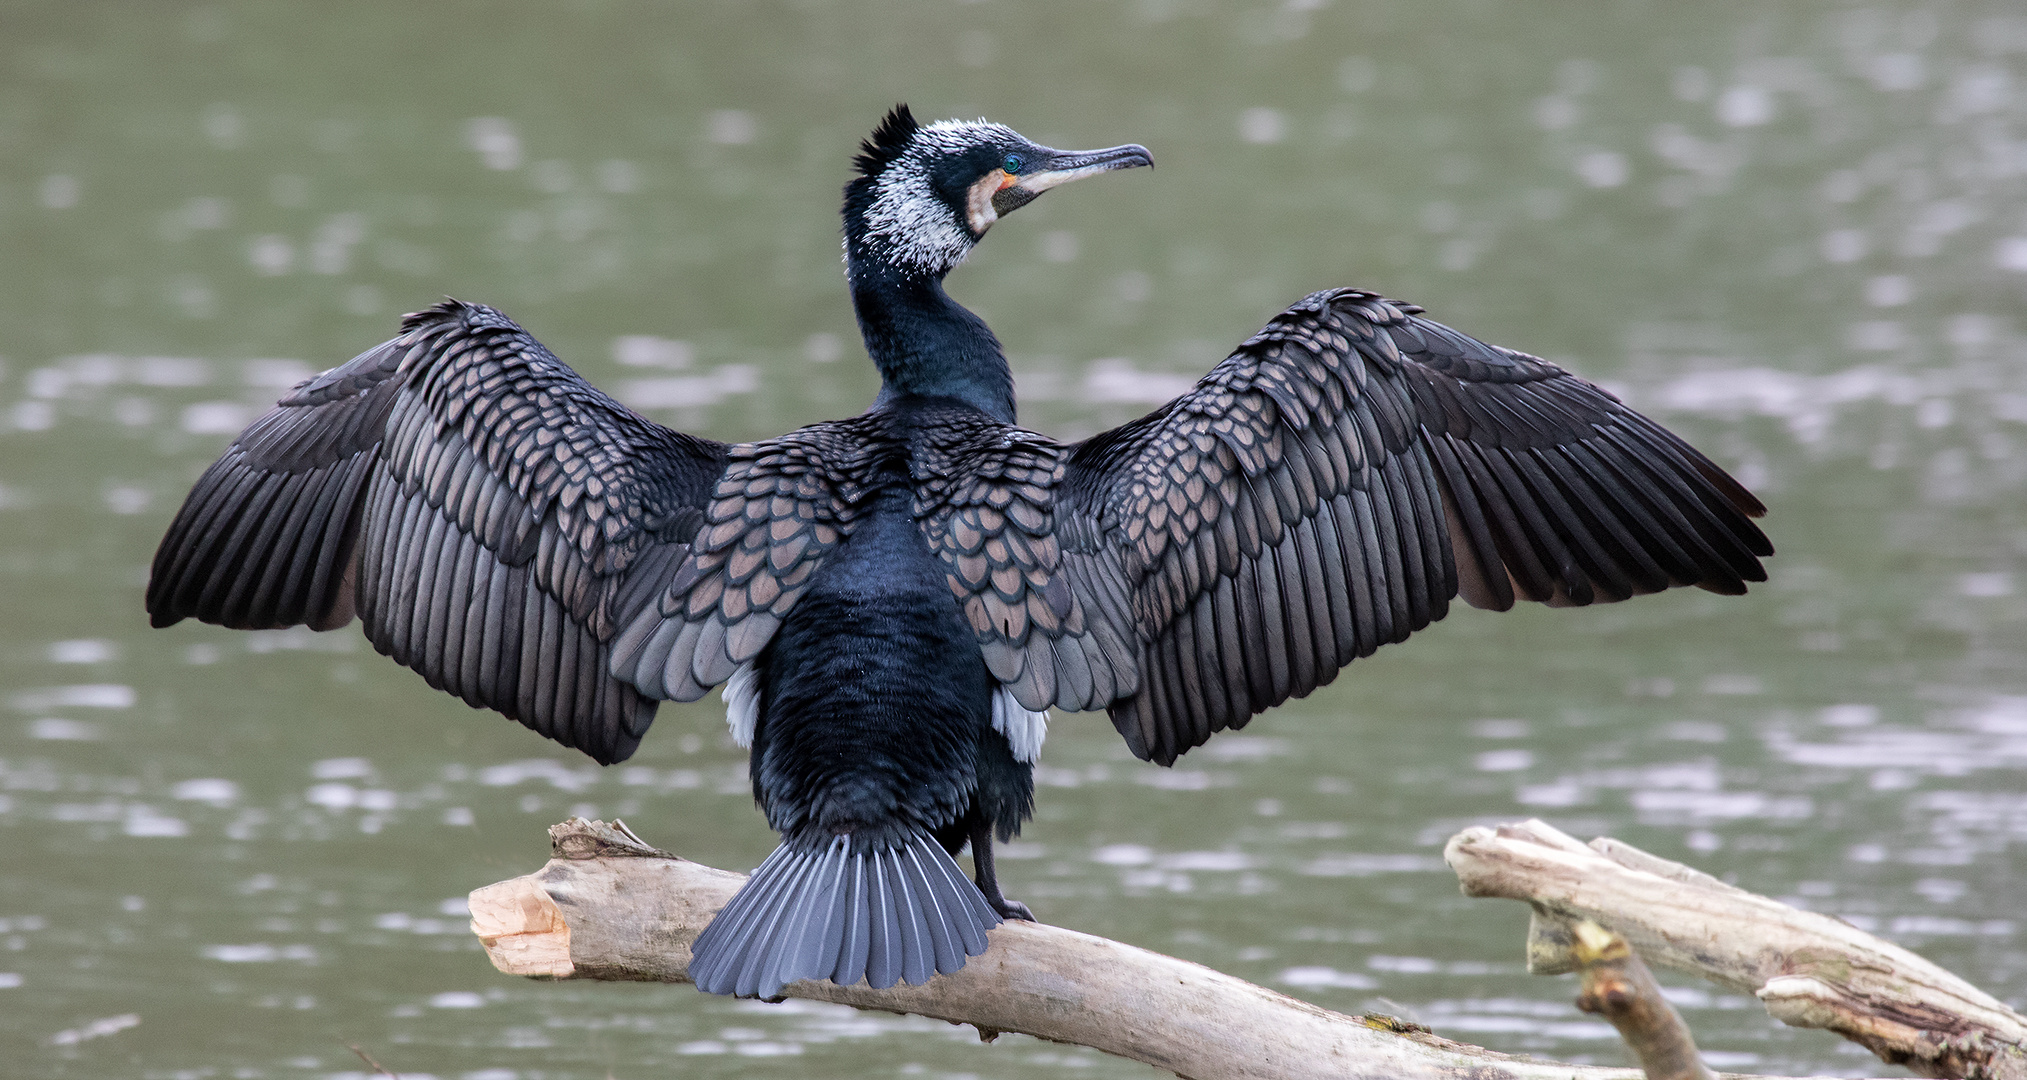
[469,875,573,978]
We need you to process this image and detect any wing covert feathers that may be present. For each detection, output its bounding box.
[688,833,999,998]
[610,418,886,704]
[147,300,726,764]
[1061,288,1770,765]
[912,417,1135,714]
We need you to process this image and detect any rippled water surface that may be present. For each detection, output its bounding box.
[5,3,2027,1077]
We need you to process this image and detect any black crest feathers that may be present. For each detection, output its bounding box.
[854,104,919,178]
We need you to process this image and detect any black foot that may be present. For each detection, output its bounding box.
[990,896,1036,922]
[968,818,1037,922]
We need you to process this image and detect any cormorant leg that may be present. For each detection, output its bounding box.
[968,818,1035,922]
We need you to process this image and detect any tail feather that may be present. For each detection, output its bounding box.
[830,853,870,987]
[727,846,825,997]
[900,843,960,976]
[916,841,994,955]
[697,844,795,986]
[893,853,934,986]
[865,850,900,989]
[690,832,1000,997]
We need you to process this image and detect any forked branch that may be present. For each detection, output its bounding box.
[1446,818,2027,1080]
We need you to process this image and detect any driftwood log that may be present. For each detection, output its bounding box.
[467,818,2004,1080]
[1448,818,2027,1080]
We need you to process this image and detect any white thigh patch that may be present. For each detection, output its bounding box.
[722,662,762,748]
[991,683,1049,763]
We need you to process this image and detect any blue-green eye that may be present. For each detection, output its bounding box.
[1002,154,1023,174]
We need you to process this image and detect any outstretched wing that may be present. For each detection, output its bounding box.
[1059,288,1771,765]
[147,300,728,764]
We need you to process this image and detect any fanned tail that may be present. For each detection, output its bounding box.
[688,831,1000,998]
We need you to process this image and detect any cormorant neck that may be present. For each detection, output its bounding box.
[846,246,1015,426]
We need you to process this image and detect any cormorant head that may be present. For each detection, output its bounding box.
[844,104,1152,279]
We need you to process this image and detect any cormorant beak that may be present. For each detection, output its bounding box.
[991,143,1153,217]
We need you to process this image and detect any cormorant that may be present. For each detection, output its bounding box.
[147,105,1771,998]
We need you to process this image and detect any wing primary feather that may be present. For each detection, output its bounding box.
[1453,439,1563,602]
[1344,488,1384,654]
[247,470,329,626]
[1294,517,1336,681]
[157,464,258,604]
[1624,425,1772,564]
[201,473,293,622]
[1425,439,1513,610]
[228,472,312,627]
[1245,484,1294,703]
[1495,448,1604,606]
[1596,428,1762,587]
[1308,498,1357,662]
[437,529,478,699]
[1559,440,1703,583]
[418,509,458,678]
[1538,445,1669,596]
[1209,577,1250,724]
[1362,464,1410,642]
[1186,593,1232,734]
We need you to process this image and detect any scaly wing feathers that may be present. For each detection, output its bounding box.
[147,300,727,763]
[1058,288,1770,765]
[910,413,1135,714]
[611,417,890,703]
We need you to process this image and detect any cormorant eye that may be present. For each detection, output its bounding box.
[1002,154,1023,175]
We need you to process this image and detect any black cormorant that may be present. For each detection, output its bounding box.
[147,105,1771,998]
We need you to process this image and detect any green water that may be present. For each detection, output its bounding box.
[4,2,2025,1076]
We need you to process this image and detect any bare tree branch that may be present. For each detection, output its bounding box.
[1568,920,1716,1080]
[467,820,1918,1080]
[1446,818,2027,1080]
